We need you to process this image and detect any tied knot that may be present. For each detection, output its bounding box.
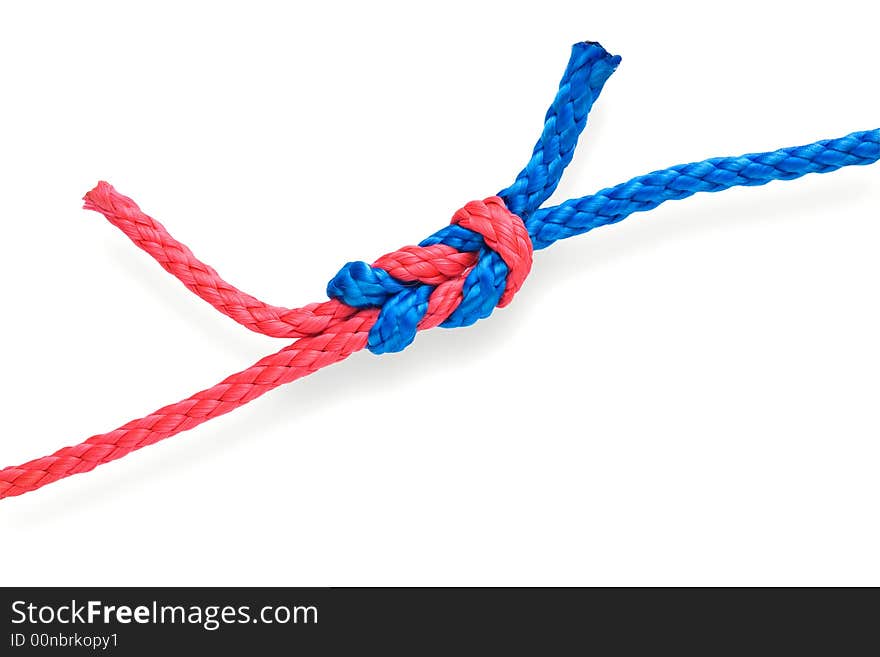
[327,196,532,354]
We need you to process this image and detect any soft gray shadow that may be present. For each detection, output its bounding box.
[4,172,874,521]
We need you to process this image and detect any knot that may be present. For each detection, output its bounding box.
[327,196,532,354]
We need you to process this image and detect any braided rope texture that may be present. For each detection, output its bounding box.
[1,42,877,498]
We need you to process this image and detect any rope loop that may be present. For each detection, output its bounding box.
[327,196,531,354]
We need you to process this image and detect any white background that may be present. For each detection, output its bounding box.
[1,1,877,586]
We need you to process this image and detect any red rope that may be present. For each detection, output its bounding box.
[0,183,530,498]
[83,182,366,339]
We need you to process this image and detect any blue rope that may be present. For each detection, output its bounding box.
[328,41,879,354]
[498,42,621,218]
[527,129,880,250]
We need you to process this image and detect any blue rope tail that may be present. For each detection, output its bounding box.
[329,39,878,355]
[498,41,621,219]
[416,41,621,330]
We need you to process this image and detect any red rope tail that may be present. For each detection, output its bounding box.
[0,309,378,499]
[83,182,358,339]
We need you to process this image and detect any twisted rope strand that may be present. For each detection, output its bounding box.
[0,310,379,498]
[83,182,360,339]
[2,42,876,499]
[499,42,621,217]
[527,129,880,249]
